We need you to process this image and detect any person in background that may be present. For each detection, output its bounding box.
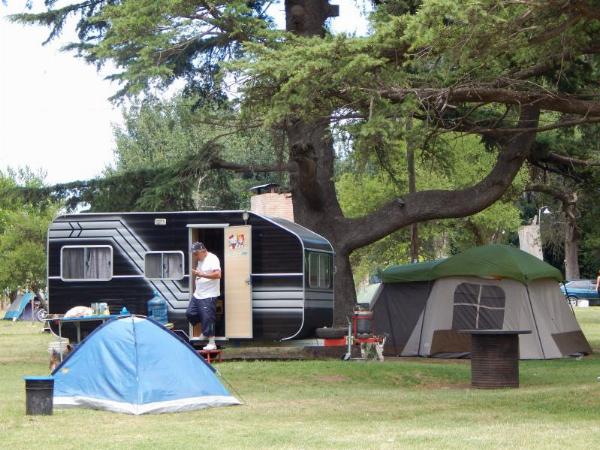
[596,270,600,294]
[186,242,221,351]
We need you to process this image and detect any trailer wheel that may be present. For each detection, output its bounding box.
[35,308,48,322]
[316,327,348,339]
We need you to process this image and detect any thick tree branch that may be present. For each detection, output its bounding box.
[543,152,600,167]
[526,183,572,204]
[209,158,293,173]
[379,87,600,118]
[497,45,600,85]
[340,105,541,252]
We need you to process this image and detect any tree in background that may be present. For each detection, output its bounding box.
[0,169,60,302]
[14,1,600,322]
[100,96,286,211]
[526,123,600,279]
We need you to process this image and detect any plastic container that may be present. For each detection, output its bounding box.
[147,290,168,325]
[48,339,69,356]
[24,376,54,415]
[353,310,373,335]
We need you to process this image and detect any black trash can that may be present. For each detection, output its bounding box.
[24,376,54,415]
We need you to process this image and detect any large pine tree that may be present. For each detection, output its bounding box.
[14,0,600,322]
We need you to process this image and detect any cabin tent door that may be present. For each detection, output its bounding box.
[224,225,253,338]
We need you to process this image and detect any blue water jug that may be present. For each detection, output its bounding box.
[147,290,168,325]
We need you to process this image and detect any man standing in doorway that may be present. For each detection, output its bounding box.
[187,242,221,351]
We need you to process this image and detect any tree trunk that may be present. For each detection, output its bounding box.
[526,185,581,280]
[407,118,419,262]
[283,1,540,326]
[564,198,580,280]
[285,0,353,325]
[286,118,355,325]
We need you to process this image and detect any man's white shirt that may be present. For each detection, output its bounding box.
[193,252,221,299]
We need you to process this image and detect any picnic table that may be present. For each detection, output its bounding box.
[46,314,120,361]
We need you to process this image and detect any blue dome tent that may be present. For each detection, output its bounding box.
[52,316,240,414]
[3,292,35,320]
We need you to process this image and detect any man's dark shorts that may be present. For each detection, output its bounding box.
[186,296,217,336]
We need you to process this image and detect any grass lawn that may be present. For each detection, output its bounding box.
[2,309,600,449]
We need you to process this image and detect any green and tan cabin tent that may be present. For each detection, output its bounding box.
[371,245,591,359]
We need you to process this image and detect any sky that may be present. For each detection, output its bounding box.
[0,1,370,185]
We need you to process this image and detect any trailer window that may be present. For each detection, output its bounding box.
[144,252,184,280]
[308,252,332,289]
[61,246,112,281]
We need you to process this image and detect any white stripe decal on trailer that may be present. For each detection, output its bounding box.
[49,219,189,310]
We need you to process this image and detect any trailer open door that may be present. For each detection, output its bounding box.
[224,225,253,338]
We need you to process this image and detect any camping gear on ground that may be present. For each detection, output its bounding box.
[24,376,54,415]
[49,340,72,372]
[48,339,70,359]
[147,290,168,325]
[52,315,240,414]
[371,245,592,359]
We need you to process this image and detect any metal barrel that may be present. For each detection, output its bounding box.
[24,376,54,415]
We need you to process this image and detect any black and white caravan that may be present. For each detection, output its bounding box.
[46,211,334,342]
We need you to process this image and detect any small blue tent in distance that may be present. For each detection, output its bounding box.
[52,316,240,414]
[3,293,35,320]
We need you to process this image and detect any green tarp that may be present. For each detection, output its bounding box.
[382,244,563,284]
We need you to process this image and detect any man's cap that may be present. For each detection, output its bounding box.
[191,241,206,252]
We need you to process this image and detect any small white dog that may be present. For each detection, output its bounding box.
[360,337,386,362]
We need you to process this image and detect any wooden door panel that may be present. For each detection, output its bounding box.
[224,225,253,338]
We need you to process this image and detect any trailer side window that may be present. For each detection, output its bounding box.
[61,246,112,281]
[308,252,332,289]
[144,252,184,280]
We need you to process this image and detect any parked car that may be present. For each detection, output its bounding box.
[560,280,600,305]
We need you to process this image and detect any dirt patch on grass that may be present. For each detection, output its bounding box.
[386,356,470,365]
[418,380,471,390]
[316,375,349,383]
[409,371,470,390]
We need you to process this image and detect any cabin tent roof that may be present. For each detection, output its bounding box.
[381,245,563,284]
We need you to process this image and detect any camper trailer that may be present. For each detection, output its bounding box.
[47,211,334,342]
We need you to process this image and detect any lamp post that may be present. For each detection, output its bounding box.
[537,206,551,225]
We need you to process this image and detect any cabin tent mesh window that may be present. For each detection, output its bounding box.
[144,252,184,280]
[308,253,332,289]
[452,283,506,330]
[61,246,112,281]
